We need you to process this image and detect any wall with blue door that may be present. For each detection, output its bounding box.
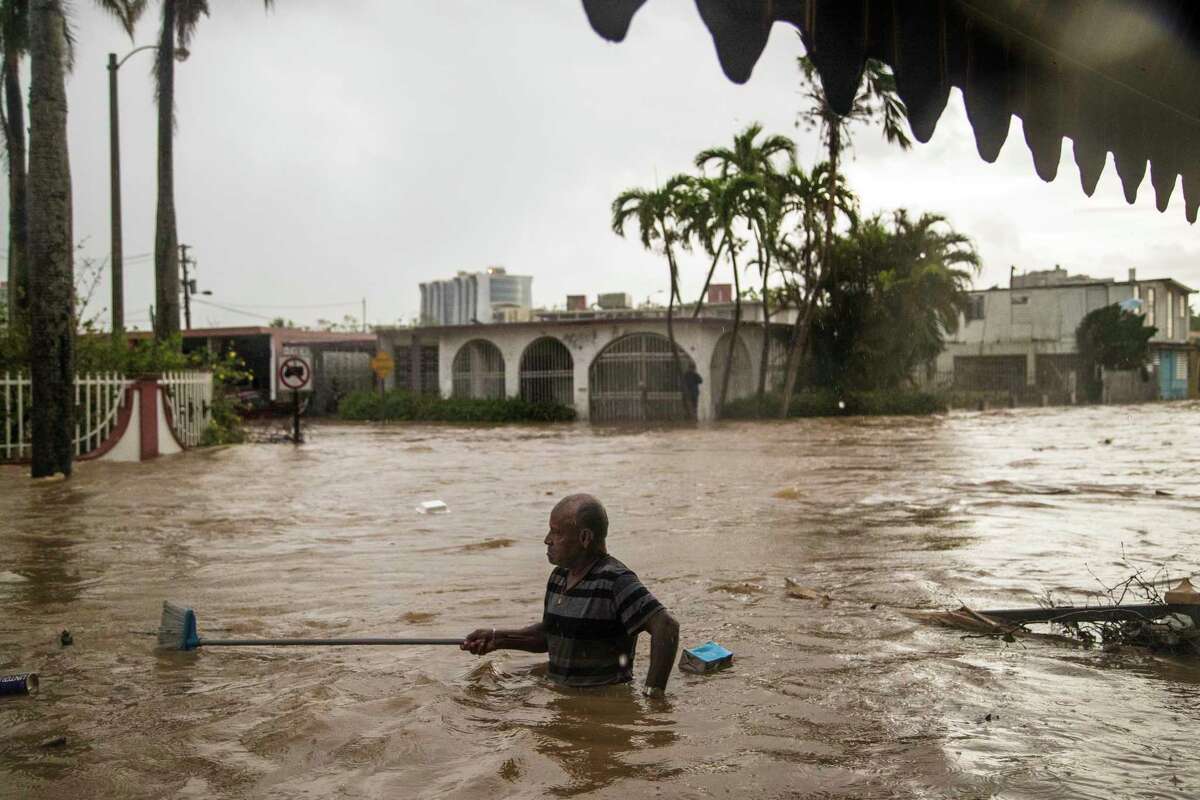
[1156,349,1189,399]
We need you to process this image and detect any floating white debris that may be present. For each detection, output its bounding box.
[416,500,449,514]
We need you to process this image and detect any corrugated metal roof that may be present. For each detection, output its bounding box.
[582,0,1200,221]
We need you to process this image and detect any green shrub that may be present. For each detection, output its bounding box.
[338,390,576,423]
[722,389,946,419]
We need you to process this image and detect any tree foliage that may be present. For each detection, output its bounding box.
[1076,304,1156,401]
[808,211,979,391]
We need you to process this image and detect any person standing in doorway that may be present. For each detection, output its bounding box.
[681,365,702,419]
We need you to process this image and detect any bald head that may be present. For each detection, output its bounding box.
[553,493,609,547]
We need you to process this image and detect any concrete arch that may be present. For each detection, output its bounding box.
[519,337,574,406]
[451,339,505,399]
[588,332,696,422]
[710,331,753,414]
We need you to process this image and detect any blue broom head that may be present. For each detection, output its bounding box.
[158,601,200,650]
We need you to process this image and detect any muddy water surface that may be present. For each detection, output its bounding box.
[2,404,1200,799]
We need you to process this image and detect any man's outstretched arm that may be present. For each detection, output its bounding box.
[641,608,680,694]
[461,622,547,655]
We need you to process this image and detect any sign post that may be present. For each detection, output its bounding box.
[370,351,395,424]
[277,356,312,443]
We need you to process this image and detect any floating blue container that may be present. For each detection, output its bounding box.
[0,672,39,696]
[678,641,733,674]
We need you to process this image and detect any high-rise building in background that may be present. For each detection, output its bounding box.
[419,267,533,325]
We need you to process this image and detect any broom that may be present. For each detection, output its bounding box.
[157,601,464,650]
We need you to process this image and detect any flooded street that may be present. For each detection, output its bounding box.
[3,404,1200,799]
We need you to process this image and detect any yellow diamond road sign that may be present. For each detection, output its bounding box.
[371,351,395,379]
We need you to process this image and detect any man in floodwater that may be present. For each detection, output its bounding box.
[462,494,680,696]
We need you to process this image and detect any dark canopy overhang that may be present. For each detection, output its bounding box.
[582,1,1200,222]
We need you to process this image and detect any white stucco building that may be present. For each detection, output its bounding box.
[377,304,792,422]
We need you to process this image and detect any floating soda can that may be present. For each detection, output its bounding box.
[678,641,733,674]
[0,672,39,697]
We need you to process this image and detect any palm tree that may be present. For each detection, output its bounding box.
[695,123,794,403]
[867,210,979,386]
[776,161,857,416]
[676,173,757,416]
[27,0,74,477]
[611,175,692,419]
[26,0,139,478]
[148,0,273,341]
[1,0,30,328]
[797,51,911,277]
[807,210,979,392]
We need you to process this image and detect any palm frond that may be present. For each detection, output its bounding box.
[93,0,145,37]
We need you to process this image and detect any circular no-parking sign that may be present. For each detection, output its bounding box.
[278,356,312,391]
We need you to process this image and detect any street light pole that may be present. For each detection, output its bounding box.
[108,44,186,339]
[107,52,124,337]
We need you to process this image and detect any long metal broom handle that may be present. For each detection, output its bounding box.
[199,637,465,646]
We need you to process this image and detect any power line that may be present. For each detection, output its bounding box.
[208,300,362,310]
[190,297,276,321]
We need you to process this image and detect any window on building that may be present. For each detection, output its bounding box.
[965,295,985,322]
[1146,287,1157,329]
[1011,295,1030,305]
[490,279,521,304]
[1167,291,1175,338]
[1180,294,1188,321]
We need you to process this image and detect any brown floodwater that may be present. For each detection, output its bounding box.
[2,404,1200,799]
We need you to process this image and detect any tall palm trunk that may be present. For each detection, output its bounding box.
[778,295,818,418]
[754,221,773,402]
[717,236,742,415]
[153,0,180,340]
[28,0,74,477]
[693,232,728,317]
[778,218,818,418]
[824,122,841,307]
[4,47,28,327]
[660,217,687,421]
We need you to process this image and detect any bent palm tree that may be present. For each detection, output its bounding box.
[612,175,692,419]
[676,173,757,416]
[696,124,794,403]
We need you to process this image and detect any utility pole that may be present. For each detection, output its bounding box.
[179,243,194,330]
[362,297,366,332]
[108,53,124,337]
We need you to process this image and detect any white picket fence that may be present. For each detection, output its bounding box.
[161,371,214,447]
[0,371,213,461]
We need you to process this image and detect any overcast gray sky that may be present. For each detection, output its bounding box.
[38,1,1200,329]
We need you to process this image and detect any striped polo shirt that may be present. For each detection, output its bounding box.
[542,554,664,687]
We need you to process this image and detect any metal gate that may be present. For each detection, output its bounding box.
[588,333,695,422]
[519,337,574,406]
[452,339,506,399]
[710,332,753,413]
